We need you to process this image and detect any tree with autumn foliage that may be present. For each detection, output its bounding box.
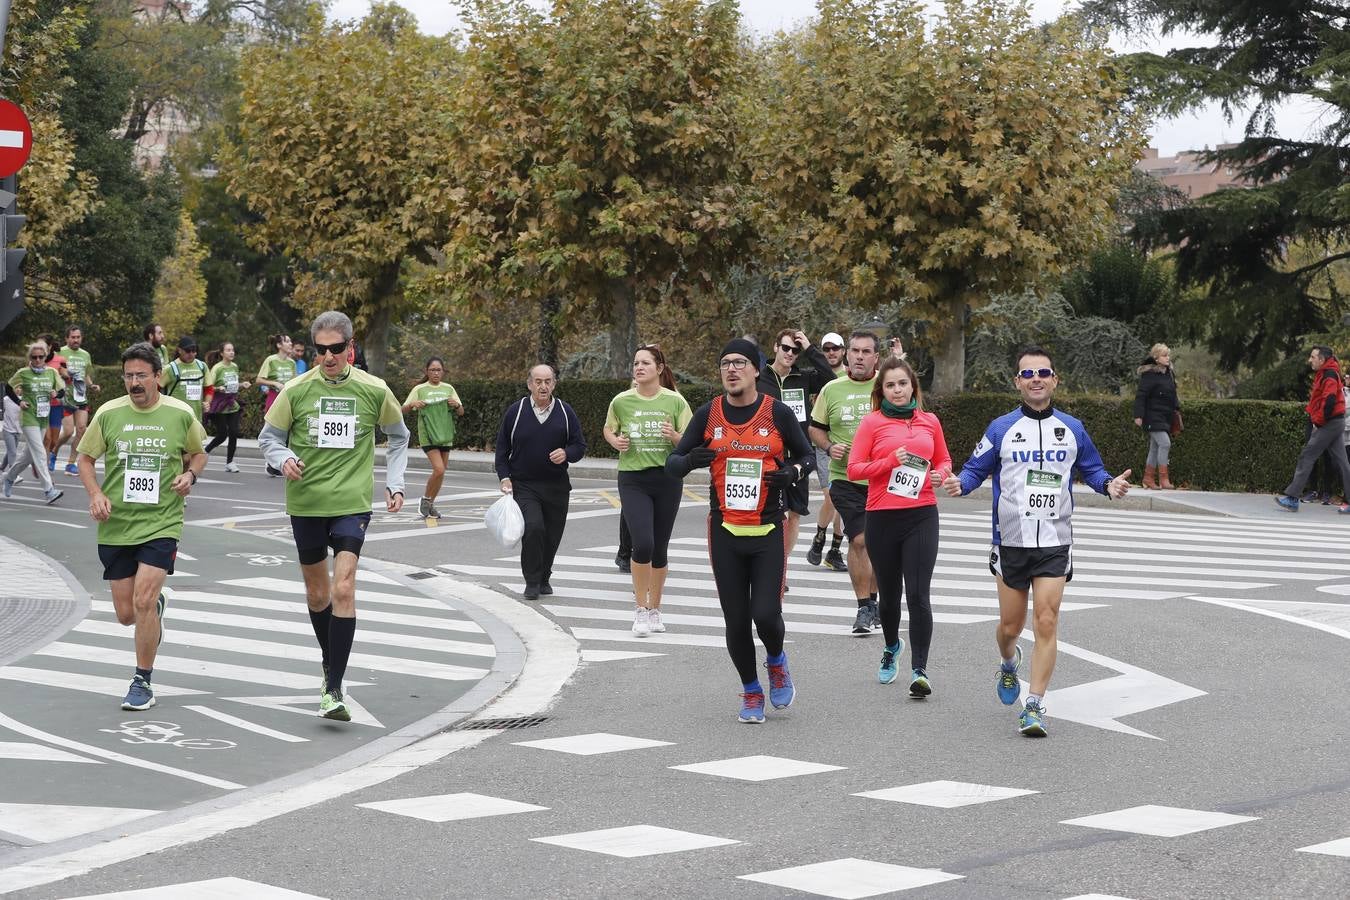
[747,0,1146,392]
[152,210,208,338]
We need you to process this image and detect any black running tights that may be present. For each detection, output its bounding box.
[205,410,241,462]
[864,505,939,669]
[707,520,786,684]
[617,467,682,567]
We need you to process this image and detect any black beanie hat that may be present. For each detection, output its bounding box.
[720,338,760,371]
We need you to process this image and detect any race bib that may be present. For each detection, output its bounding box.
[782,388,807,423]
[887,454,929,499]
[224,373,239,393]
[185,382,202,401]
[35,396,50,418]
[122,453,161,505]
[317,396,356,449]
[1023,469,1062,520]
[723,457,762,511]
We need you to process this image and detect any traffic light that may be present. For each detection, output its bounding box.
[0,174,26,334]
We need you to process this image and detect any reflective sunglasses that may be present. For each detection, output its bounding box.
[779,343,801,355]
[314,340,349,357]
[822,344,843,352]
[1017,367,1055,379]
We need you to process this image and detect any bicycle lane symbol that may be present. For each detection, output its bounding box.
[226,551,290,567]
[99,720,237,751]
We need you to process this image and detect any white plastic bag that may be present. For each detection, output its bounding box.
[485,493,525,547]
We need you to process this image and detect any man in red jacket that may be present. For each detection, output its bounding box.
[1276,346,1350,513]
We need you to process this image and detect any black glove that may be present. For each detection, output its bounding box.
[764,464,799,489]
[686,446,716,469]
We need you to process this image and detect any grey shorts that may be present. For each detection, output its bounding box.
[813,446,831,490]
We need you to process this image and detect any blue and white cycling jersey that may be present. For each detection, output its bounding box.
[956,405,1114,548]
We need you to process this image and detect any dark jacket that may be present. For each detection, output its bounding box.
[1133,361,1180,432]
[1306,358,1346,427]
[494,397,586,482]
[756,345,835,430]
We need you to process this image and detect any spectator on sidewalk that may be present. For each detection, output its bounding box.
[1276,346,1350,513]
[1133,343,1180,490]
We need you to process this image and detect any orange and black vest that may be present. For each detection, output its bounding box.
[706,395,786,529]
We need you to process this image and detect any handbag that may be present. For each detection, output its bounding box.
[1170,410,1183,436]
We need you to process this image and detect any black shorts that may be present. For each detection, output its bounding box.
[989,544,1072,591]
[829,480,868,540]
[98,538,178,581]
[291,513,372,566]
[422,445,451,454]
[784,469,810,516]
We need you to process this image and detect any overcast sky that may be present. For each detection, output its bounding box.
[326,0,1326,156]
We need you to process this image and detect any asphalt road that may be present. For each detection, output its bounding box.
[3,453,1350,899]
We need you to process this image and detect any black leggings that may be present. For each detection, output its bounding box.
[205,410,241,462]
[707,520,786,684]
[864,505,939,669]
[617,467,682,567]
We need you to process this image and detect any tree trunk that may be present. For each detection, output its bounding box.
[361,262,401,377]
[606,277,638,378]
[930,297,967,394]
[539,295,560,369]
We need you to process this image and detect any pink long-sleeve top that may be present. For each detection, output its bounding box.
[846,408,953,511]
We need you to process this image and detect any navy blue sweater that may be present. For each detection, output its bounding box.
[494,398,587,482]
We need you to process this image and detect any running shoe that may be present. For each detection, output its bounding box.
[1019,699,1047,737]
[224,462,241,473]
[997,645,1023,705]
[64,463,78,476]
[156,592,166,648]
[824,548,848,572]
[807,531,825,566]
[738,691,766,724]
[851,605,871,634]
[631,607,651,637]
[878,641,902,684]
[319,687,351,722]
[2,479,12,499]
[909,667,932,698]
[418,497,433,518]
[1301,490,1320,503]
[427,502,443,520]
[44,489,63,505]
[121,674,156,711]
[1275,494,1300,512]
[648,608,666,633]
[765,656,795,709]
[615,552,631,574]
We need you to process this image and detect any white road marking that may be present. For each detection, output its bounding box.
[34,519,85,529]
[33,641,353,690]
[0,741,100,764]
[221,577,453,611]
[183,705,309,743]
[0,803,157,845]
[167,589,484,634]
[1191,596,1350,641]
[222,691,384,729]
[546,604,994,630]
[62,876,328,898]
[0,667,206,699]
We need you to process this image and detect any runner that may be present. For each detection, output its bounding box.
[756,329,834,577]
[75,341,206,710]
[161,336,209,422]
[846,356,951,697]
[35,334,68,471]
[603,344,692,636]
[142,323,171,368]
[58,325,101,476]
[2,341,65,503]
[401,356,465,519]
[258,311,410,722]
[256,333,297,477]
[942,346,1131,737]
[809,331,884,634]
[666,339,814,723]
[807,331,848,571]
[204,342,250,472]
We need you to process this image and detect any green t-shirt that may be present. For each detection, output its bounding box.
[162,358,209,420]
[604,387,694,472]
[402,381,462,448]
[264,366,404,517]
[8,366,61,428]
[59,347,94,406]
[258,354,297,393]
[77,395,207,546]
[207,362,242,414]
[810,374,877,484]
[157,345,172,367]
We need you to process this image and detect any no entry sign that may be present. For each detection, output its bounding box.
[0,100,33,179]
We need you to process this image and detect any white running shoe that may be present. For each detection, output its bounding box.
[648,609,666,633]
[631,606,651,637]
[224,462,240,473]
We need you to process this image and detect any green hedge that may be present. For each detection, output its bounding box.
[3,355,1307,492]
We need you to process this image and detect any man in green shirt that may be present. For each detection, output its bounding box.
[77,341,207,711]
[142,323,171,368]
[258,310,410,722]
[161,336,209,421]
[3,341,65,503]
[809,330,884,635]
[58,325,102,477]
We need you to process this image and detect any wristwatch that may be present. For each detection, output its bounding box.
[189,470,199,485]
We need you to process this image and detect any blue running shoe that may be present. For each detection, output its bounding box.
[997,645,1022,705]
[1275,494,1300,512]
[878,641,903,684]
[765,657,795,709]
[121,674,155,711]
[1019,699,1047,737]
[738,691,766,723]
[156,592,166,648]
[909,667,932,698]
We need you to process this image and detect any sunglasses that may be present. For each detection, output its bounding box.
[779,343,801,355]
[1017,368,1055,379]
[822,345,843,352]
[314,340,348,357]
[29,354,45,360]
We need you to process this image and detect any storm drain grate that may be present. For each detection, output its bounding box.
[406,570,438,580]
[454,715,552,731]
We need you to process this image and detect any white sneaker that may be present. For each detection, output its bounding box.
[631,607,650,637]
[225,462,240,473]
[648,609,666,633]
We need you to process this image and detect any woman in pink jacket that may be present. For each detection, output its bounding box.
[847,355,952,697]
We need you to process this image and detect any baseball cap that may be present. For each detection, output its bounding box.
[821,332,845,348]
